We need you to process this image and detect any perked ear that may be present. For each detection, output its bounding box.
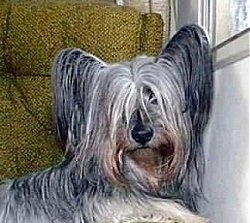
[52,48,106,151]
[156,25,213,211]
[157,24,213,132]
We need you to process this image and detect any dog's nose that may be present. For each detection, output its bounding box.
[131,124,153,145]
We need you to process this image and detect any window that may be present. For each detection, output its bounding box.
[175,0,249,45]
[212,0,250,45]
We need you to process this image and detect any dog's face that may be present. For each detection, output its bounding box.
[75,57,189,193]
[116,85,185,192]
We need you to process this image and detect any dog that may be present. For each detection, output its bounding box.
[0,24,213,223]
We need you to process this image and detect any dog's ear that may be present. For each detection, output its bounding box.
[52,48,106,152]
[156,25,213,211]
[157,24,213,131]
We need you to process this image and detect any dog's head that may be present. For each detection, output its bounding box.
[79,56,188,192]
[53,24,213,206]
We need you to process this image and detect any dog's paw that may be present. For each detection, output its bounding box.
[118,214,209,223]
[118,214,185,223]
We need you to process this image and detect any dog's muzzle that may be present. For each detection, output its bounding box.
[131,124,153,145]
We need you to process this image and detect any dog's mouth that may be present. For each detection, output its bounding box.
[126,143,175,188]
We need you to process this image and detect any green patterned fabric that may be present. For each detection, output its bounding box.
[0,76,62,179]
[0,1,163,180]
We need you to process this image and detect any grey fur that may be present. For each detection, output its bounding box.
[0,24,213,223]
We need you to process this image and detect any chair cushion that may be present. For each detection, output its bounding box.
[0,2,163,76]
[0,76,62,179]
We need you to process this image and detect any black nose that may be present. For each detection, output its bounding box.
[131,124,153,145]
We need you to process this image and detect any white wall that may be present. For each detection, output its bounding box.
[199,56,249,223]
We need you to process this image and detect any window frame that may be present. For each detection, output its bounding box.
[175,0,250,70]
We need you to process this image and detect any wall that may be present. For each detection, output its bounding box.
[199,56,249,223]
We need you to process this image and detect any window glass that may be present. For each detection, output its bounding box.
[215,0,249,44]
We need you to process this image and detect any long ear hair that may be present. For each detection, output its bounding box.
[156,24,213,211]
[52,48,106,153]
